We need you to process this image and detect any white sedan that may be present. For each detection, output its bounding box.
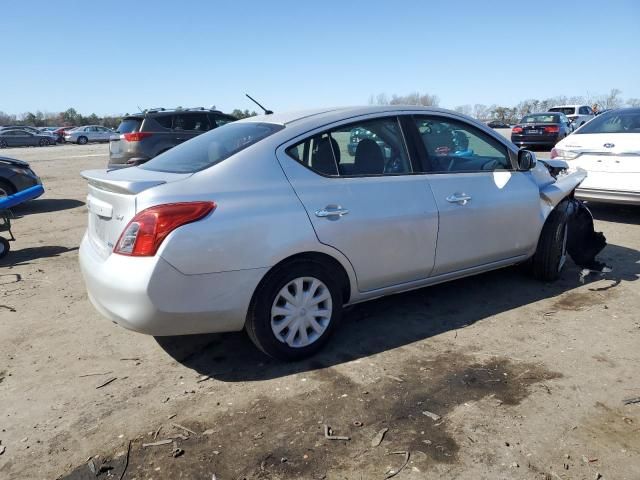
[551,108,640,205]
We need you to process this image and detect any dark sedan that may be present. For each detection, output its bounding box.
[0,128,56,148]
[0,156,43,197]
[487,120,511,128]
[511,113,572,149]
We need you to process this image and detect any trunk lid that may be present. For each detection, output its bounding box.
[81,168,192,258]
[562,133,640,173]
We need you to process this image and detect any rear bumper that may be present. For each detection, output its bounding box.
[511,134,560,146]
[576,187,640,205]
[79,233,267,336]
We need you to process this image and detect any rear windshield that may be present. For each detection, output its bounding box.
[117,118,142,134]
[549,107,575,115]
[521,114,559,124]
[140,122,284,173]
[575,109,640,134]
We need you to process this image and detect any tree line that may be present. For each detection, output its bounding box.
[370,89,640,123]
[0,107,258,129]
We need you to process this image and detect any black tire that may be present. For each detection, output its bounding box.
[0,179,15,197]
[0,237,9,259]
[246,259,344,361]
[0,140,7,148]
[531,202,570,281]
[77,136,88,145]
[39,138,48,147]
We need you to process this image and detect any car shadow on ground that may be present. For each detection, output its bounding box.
[588,203,640,226]
[156,242,639,382]
[0,245,78,267]
[12,198,85,215]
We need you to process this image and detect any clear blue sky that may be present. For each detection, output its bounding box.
[2,0,638,116]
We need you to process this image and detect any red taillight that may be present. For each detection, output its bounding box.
[123,132,153,142]
[512,126,523,134]
[544,125,560,133]
[114,202,216,256]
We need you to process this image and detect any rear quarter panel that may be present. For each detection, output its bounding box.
[141,145,357,288]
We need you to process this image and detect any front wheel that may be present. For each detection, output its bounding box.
[246,260,343,360]
[0,140,7,148]
[77,136,88,145]
[531,203,569,281]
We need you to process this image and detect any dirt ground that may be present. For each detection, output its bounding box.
[0,143,639,480]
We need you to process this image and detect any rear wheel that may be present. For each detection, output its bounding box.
[0,237,9,259]
[531,203,570,281]
[39,138,49,147]
[77,136,88,145]
[246,260,343,360]
[0,140,7,148]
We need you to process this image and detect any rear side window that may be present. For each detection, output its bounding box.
[140,122,284,173]
[286,117,412,177]
[153,115,173,129]
[174,113,210,132]
[117,118,141,133]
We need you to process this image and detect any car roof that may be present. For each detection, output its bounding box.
[237,105,464,127]
[550,105,586,108]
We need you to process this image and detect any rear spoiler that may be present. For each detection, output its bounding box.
[81,169,166,195]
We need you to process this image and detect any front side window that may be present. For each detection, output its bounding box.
[414,117,511,173]
[286,117,411,177]
[579,106,589,115]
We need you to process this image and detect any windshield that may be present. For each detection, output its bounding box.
[521,114,559,124]
[575,109,640,134]
[549,107,576,115]
[140,122,284,173]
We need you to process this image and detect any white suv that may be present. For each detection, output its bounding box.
[549,105,595,128]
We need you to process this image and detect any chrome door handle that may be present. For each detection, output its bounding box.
[315,206,349,218]
[446,193,472,205]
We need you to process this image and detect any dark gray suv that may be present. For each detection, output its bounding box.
[108,108,236,168]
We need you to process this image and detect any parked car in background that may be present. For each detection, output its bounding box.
[65,125,114,145]
[80,106,592,360]
[0,128,57,148]
[1,125,44,134]
[0,155,43,197]
[551,107,640,205]
[549,105,595,128]
[487,120,510,129]
[55,126,76,143]
[511,113,573,149]
[108,107,237,168]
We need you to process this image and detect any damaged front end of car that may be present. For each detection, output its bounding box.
[532,157,608,273]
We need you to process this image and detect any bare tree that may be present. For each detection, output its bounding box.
[454,105,472,116]
[627,98,640,107]
[370,92,439,107]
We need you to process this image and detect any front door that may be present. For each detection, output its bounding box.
[411,115,541,275]
[277,116,439,292]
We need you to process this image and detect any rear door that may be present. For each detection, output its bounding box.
[277,115,439,292]
[410,115,541,275]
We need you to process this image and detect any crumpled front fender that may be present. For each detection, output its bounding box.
[532,159,588,219]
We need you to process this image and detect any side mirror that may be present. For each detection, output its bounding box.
[518,149,537,170]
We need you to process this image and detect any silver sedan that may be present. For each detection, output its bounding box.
[80,106,596,360]
[65,125,114,144]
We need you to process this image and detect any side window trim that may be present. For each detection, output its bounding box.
[410,114,516,174]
